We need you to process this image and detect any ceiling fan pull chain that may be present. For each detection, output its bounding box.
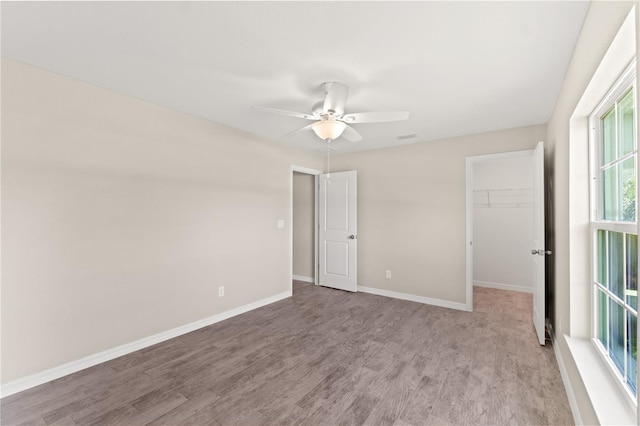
[327,141,331,180]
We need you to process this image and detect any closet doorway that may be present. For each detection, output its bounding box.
[291,166,321,292]
[472,151,534,293]
[465,146,547,344]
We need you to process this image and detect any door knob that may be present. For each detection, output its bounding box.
[348,235,356,240]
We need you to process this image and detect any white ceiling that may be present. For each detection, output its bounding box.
[2,1,590,154]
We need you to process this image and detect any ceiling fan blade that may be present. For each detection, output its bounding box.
[282,123,313,138]
[341,111,409,123]
[252,106,315,120]
[341,125,362,142]
[323,82,349,115]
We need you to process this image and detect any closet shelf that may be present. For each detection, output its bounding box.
[473,187,533,208]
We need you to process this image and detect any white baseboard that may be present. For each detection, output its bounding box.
[473,280,533,294]
[0,290,292,398]
[292,274,314,283]
[358,285,472,312]
[548,323,583,426]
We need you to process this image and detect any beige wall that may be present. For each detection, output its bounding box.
[546,2,636,424]
[1,60,321,383]
[330,124,546,304]
[292,172,315,279]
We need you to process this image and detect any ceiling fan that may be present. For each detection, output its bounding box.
[253,82,409,143]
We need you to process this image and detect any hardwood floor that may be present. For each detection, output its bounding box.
[1,282,573,425]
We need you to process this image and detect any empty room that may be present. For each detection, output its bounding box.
[2,1,639,425]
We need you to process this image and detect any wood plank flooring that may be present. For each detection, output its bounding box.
[1,282,574,425]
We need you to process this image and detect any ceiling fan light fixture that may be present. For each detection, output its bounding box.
[311,119,347,141]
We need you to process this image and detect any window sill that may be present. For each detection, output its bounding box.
[565,334,636,425]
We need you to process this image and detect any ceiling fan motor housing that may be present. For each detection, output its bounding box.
[311,100,332,117]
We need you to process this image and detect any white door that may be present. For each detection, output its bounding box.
[318,171,357,292]
[532,141,546,345]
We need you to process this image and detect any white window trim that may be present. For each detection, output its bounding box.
[588,59,638,409]
[565,8,638,424]
[565,335,637,424]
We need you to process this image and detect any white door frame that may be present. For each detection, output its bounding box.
[290,165,322,294]
[465,149,535,312]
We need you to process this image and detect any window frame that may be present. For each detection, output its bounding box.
[589,60,638,406]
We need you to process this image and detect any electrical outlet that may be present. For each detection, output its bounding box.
[218,286,225,297]
[386,270,391,279]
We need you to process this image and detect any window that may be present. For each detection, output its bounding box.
[590,62,638,401]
